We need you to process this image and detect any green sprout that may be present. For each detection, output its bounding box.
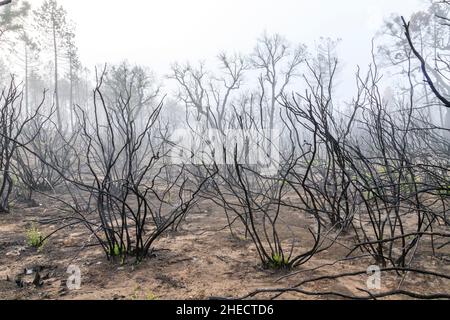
[268,253,290,270]
[109,243,127,264]
[145,292,158,300]
[438,185,450,197]
[26,224,44,250]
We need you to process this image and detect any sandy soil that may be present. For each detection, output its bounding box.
[0,194,449,300]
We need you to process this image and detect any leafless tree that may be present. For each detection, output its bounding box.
[33,67,217,261]
[0,76,46,212]
[251,33,307,131]
[170,53,246,134]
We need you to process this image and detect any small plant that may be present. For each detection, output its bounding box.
[109,243,127,264]
[130,286,158,300]
[268,253,291,270]
[111,243,122,257]
[109,243,128,258]
[438,185,450,197]
[26,224,44,249]
[145,292,158,300]
[130,286,140,300]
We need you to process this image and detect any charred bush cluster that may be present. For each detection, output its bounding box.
[0,0,449,300]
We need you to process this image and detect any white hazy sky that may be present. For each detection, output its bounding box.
[55,0,424,67]
[32,0,426,98]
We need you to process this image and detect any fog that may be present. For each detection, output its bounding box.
[32,0,423,98]
[61,0,423,65]
[1,0,449,302]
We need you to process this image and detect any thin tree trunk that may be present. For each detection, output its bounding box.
[25,45,29,116]
[53,20,62,130]
[69,55,74,130]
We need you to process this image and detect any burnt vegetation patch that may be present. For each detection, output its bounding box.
[0,0,449,300]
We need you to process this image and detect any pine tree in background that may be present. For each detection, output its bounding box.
[34,0,72,131]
